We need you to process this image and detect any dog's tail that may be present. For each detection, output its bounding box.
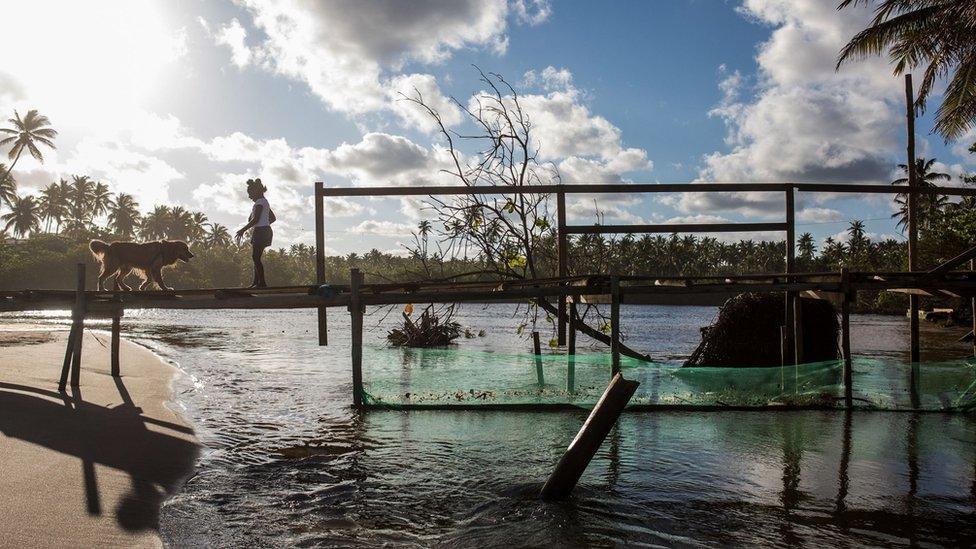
[89,239,110,257]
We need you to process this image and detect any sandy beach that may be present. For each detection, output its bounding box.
[0,324,199,548]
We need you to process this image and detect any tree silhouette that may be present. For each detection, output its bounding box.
[891,157,950,231]
[837,1,976,140]
[140,205,171,240]
[0,110,57,182]
[1,194,41,237]
[0,163,15,209]
[108,193,141,239]
[37,182,67,233]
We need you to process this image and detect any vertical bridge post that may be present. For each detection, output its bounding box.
[349,268,364,407]
[840,268,853,408]
[556,188,568,346]
[59,263,86,390]
[610,275,620,376]
[111,311,121,377]
[905,74,921,408]
[784,186,797,366]
[315,182,328,346]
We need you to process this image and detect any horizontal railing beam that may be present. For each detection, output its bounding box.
[563,222,788,235]
[316,182,976,197]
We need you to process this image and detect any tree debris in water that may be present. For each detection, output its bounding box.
[387,304,462,347]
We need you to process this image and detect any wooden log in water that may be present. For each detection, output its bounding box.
[539,373,639,500]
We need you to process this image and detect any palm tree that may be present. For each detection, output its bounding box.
[797,232,816,267]
[837,1,976,140]
[1,194,41,237]
[90,182,113,221]
[65,175,96,230]
[140,205,171,240]
[202,223,231,247]
[0,164,15,209]
[166,206,193,241]
[0,110,57,182]
[108,193,141,239]
[891,157,950,231]
[37,182,67,233]
[188,211,208,243]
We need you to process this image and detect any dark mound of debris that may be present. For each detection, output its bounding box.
[684,293,839,367]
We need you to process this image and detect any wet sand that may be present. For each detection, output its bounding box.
[0,325,199,548]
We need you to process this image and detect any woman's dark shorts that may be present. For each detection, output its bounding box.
[252,226,273,249]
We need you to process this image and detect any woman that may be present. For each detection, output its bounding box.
[235,178,275,288]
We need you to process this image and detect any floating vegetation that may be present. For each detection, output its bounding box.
[387,304,463,347]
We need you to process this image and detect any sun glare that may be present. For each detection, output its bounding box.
[3,1,185,137]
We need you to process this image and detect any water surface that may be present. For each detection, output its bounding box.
[5,305,975,547]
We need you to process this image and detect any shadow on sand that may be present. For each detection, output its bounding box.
[0,379,199,532]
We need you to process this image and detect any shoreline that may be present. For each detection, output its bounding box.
[0,323,200,548]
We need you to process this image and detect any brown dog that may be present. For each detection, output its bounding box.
[89,239,194,291]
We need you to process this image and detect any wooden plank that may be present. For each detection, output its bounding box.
[539,373,639,500]
[349,268,364,408]
[563,222,788,235]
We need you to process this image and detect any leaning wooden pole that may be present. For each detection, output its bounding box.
[556,189,568,346]
[349,268,364,407]
[540,372,639,500]
[841,268,853,409]
[70,262,86,387]
[315,181,329,346]
[905,74,921,407]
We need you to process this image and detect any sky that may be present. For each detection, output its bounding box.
[0,0,972,255]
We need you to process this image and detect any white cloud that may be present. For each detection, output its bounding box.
[797,207,843,223]
[351,219,416,236]
[688,0,904,216]
[215,19,252,68]
[512,0,552,26]
[323,197,365,218]
[389,73,462,133]
[232,0,512,114]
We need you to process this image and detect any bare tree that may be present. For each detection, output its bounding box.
[400,68,648,360]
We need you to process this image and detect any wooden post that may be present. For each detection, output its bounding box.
[783,187,802,364]
[70,263,86,387]
[349,268,364,407]
[906,75,920,365]
[556,189,568,346]
[610,276,620,376]
[58,322,78,391]
[539,372,639,500]
[315,181,329,346]
[111,312,121,377]
[567,300,577,393]
[841,268,853,409]
[532,331,545,386]
[905,75,921,408]
[972,258,975,358]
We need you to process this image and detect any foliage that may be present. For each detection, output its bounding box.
[837,0,976,140]
[387,305,462,347]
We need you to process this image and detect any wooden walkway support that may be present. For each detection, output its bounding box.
[111,313,121,377]
[539,373,639,500]
[349,268,364,408]
[840,268,853,408]
[59,263,86,391]
[532,331,545,386]
[315,181,329,346]
[568,300,577,393]
[610,276,621,376]
[906,75,921,408]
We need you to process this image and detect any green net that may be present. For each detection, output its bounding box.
[360,346,976,411]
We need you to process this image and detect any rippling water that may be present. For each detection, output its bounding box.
[5,305,976,546]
